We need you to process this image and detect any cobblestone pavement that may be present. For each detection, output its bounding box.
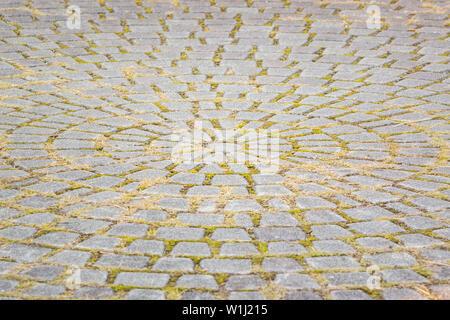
[0,0,449,300]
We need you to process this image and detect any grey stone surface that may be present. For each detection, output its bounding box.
[430,284,450,300]
[381,269,430,284]
[152,258,194,272]
[24,284,65,297]
[285,290,323,300]
[211,228,251,241]
[106,223,149,237]
[397,234,443,248]
[313,240,355,253]
[305,210,346,224]
[13,212,57,225]
[363,252,418,267]
[0,261,17,275]
[156,227,205,240]
[73,287,115,299]
[331,290,374,300]
[355,237,398,249]
[76,236,121,251]
[262,258,303,272]
[33,231,79,246]
[0,226,37,240]
[229,291,265,300]
[176,275,218,289]
[343,206,395,221]
[311,225,353,239]
[200,259,252,274]
[211,175,248,186]
[349,221,405,235]
[402,216,446,230]
[21,265,64,281]
[382,288,427,300]
[324,272,370,286]
[133,210,167,222]
[95,254,149,269]
[224,199,263,212]
[78,269,108,284]
[115,272,170,288]
[220,243,259,256]
[182,291,215,300]
[170,242,211,257]
[225,275,266,291]
[127,289,165,300]
[157,197,189,211]
[306,256,360,270]
[296,197,336,209]
[0,279,18,293]
[267,242,307,255]
[275,274,320,289]
[0,244,52,263]
[421,249,450,262]
[260,213,299,227]
[255,227,306,241]
[126,240,165,255]
[178,213,224,226]
[60,218,111,234]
